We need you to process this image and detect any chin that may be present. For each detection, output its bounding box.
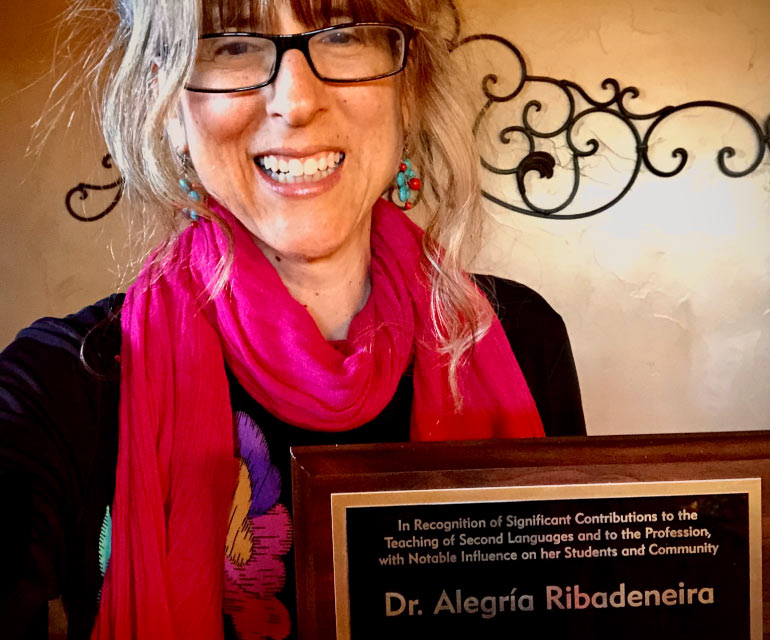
[262,233,350,262]
[253,210,370,262]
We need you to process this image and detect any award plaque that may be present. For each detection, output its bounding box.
[291,432,769,639]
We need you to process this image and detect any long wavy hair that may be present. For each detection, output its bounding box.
[64,0,490,402]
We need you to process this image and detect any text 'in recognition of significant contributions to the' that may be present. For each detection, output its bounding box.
[332,479,761,640]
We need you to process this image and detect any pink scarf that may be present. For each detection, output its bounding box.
[92,198,543,639]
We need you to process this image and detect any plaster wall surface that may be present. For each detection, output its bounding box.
[0,0,130,348]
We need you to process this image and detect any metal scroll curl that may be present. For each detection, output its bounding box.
[453,34,770,220]
[65,154,123,222]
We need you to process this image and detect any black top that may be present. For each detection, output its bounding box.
[0,277,584,639]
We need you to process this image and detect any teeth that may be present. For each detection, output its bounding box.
[287,159,302,176]
[303,158,318,175]
[272,167,335,183]
[256,151,345,182]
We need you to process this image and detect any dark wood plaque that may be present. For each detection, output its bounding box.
[291,432,770,639]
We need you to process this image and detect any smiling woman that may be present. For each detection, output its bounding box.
[0,0,584,638]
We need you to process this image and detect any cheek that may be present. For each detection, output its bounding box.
[346,89,404,163]
[183,94,260,146]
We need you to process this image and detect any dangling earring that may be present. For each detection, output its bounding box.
[393,158,422,210]
[177,152,205,224]
[178,177,202,223]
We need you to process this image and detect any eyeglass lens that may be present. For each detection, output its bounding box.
[189,25,406,92]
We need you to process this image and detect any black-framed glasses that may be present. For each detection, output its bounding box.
[186,22,411,93]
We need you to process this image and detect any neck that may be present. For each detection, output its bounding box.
[257,233,371,341]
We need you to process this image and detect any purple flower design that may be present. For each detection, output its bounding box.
[224,411,292,640]
[235,411,282,517]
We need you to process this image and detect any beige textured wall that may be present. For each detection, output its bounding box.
[1,0,769,435]
[1,0,129,348]
[457,0,770,434]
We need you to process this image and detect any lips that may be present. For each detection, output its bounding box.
[255,151,345,184]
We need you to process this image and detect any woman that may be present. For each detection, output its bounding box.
[0,0,584,638]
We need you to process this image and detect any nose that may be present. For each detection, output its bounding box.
[264,49,325,127]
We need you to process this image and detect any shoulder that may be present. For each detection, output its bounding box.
[476,275,566,334]
[475,275,586,437]
[0,292,124,467]
[10,293,124,364]
[3,294,124,399]
[0,291,125,474]
[475,275,570,357]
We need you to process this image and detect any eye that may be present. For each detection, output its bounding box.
[199,37,273,63]
[215,41,253,57]
[320,29,361,46]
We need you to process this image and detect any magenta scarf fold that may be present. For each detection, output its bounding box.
[91,198,543,639]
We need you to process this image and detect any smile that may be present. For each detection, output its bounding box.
[255,151,345,184]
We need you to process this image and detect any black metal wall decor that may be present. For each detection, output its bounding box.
[66,35,770,222]
[65,154,123,222]
[452,34,770,220]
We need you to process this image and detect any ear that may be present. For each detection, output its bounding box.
[398,45,415,150]
[399,72,413,137]
[153,55,190,155]
[166,107,189,156]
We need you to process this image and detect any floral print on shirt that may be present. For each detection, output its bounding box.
[224,411,293,640]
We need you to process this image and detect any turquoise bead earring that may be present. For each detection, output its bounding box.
[395,158,422,210]
[178,177,202,223]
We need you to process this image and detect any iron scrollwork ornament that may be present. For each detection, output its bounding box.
[65,154,124,222]
[452,34,770,220]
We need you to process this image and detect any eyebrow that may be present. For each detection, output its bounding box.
[225,19,257,31]
[327,7,355,21]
